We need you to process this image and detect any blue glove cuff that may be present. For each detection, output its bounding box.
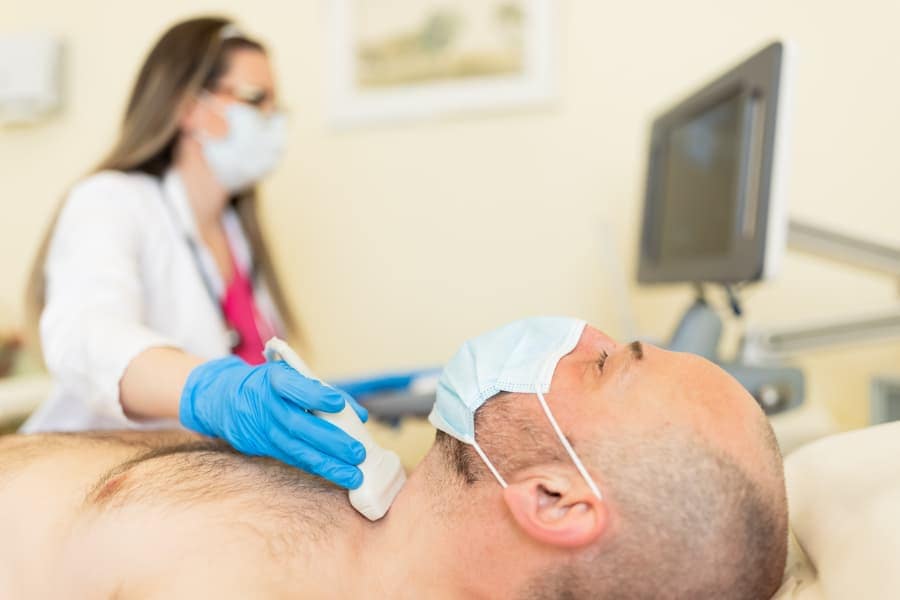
[179,356,248,437]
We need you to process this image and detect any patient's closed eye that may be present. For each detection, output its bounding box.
[597,351,609,373]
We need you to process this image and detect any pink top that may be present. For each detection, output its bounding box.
[220,254,273,365]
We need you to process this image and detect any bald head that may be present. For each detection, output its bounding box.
[434,326,787,599]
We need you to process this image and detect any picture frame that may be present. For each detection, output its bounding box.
[326,0,556,127]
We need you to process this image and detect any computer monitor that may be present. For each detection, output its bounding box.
[637,42,791,284]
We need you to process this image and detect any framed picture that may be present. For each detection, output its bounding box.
[326,0,556,126]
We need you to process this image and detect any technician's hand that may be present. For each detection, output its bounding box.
[179,357,369,489]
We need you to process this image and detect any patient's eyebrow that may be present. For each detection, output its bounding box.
[609,341,644,383]
[629,341,644,360]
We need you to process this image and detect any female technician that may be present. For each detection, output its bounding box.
[21,17,367,490]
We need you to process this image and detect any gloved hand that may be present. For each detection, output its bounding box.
[180,356,369,489]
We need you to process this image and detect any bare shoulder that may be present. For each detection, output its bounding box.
[79,434,347,540]
[0,430,199,481]
[0,430,204,598]
[0,430,350,598]
[64,436,349,597]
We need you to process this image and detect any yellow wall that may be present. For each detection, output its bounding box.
[3,0,899,428]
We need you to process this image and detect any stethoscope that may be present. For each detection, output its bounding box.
[160,182,252,351]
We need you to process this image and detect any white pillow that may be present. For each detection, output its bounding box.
[771,529,822,599]
[775,421,900,599]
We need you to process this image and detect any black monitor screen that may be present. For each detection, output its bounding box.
[658,93,743,260]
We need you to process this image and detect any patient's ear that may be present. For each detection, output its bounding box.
[503,466,607,548]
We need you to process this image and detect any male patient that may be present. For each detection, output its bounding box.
[0,318,787,599]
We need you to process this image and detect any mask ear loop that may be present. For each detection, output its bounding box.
[471,441,508,488]
[536,391,603,499]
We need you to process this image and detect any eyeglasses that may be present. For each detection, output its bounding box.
[210,81,284,115]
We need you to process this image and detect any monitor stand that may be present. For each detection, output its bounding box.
[668,286,805,415]
[743,219,900,357]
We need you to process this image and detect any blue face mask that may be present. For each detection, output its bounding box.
[428,317,602,498]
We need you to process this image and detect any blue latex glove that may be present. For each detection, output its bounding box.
[180,356,369,489]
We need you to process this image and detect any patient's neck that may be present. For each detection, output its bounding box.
[354,468,464,598]
[321,452,533,599]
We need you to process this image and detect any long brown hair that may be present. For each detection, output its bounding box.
[25,16,296,351]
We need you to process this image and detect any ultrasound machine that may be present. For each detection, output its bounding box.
[636,41,803,415]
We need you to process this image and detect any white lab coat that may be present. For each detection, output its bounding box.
[22,169,285,433]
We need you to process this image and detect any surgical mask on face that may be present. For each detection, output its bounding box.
[198,97,287,193]
[428,317,602,498]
